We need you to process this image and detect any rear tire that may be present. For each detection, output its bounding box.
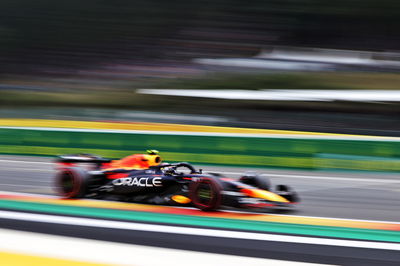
[189,177,223,211]
[55,167,90,198]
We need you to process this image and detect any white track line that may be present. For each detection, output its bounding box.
[0,159,52,165]
[0,228,330,266]
[0,210,399,251]
[218,171,400,183]
[0,191,58,198]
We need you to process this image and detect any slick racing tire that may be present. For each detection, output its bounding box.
[55,167,90,198]
[275,184,300,203]
[239,174,271,191]
[189,177,223,211]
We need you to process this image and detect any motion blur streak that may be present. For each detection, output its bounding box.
[1,1,400,264]
[1,211,399,250]
[0,229,328,266]
[0,251,108,266]
[1,155,400,221]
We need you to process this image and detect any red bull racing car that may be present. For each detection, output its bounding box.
[55,151,299,211]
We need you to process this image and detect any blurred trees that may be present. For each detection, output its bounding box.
[0,0,400,73]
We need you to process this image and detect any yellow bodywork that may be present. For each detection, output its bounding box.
[241,188,290,203]
[171,195,191,204]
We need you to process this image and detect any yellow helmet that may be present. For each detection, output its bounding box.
[144,150,161,166]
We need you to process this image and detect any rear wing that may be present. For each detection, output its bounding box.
[55,154,112,164]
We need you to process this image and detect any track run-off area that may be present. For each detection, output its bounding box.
[0,155,400,265]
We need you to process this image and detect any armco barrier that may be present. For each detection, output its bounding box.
[1,128,400,171]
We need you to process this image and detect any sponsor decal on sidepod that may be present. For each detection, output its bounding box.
[113,177,162,187]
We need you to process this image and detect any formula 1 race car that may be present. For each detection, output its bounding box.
[54,153,299,211]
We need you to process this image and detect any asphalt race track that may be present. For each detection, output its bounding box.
[1,155,400,265]
[1,155,399,221]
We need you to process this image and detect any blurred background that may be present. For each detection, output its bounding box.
[2,2,400,264]
[1,0,400,134]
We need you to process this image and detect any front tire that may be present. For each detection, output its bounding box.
[55,167,90,198]
[189,177,223,211]
[275,184,300,203]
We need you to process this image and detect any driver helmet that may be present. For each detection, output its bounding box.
[146,149,159,155]
[144,149,162,166]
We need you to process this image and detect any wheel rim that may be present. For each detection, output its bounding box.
[60,172,74,194]
[195,182,214,207]
[57,171,77,197]
[190,178,222,210]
